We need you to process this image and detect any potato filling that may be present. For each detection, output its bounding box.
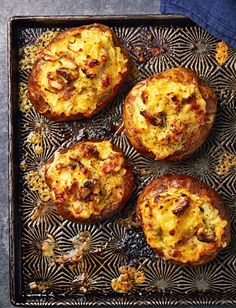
[138,187,228,264]
[32,25,128,118]
[46,141,129,220]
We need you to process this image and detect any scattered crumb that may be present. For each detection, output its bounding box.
[19,30,58,72]
[215,41,229,65]
[111,266,145,293]
[134,270,145,284]
[55,231,91,264]
[29,280,50,292]
[216,152,236,175]
[26,131,44,155]
[20,159,28,171]
[31,200,54,221]
[25,166,51,202]
[42,234,56,257]
[18,30,58,113]
[27,132,42,144]
[72,273,91,293]
[18,82,32,113]
[111,273,133,293]
[34,145,44,155]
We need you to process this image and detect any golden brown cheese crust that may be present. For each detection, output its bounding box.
[28,24,130,121]
[124,67,217,160]
[137,175,230,266]
[45,140,134,222]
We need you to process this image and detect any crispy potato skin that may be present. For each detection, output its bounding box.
[45,140,134,223]
[124,67,217,161]
[136,174,230,266]
[28,24,131,122]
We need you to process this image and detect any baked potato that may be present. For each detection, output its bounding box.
[28,24,131,121]
[45,140,134,222]
[136,174,230,266]
[124,67,217,160]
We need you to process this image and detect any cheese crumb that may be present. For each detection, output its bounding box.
[111,266,145,293]
[215,41,229,65]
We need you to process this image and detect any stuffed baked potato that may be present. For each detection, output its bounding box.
[124,67,217,160]
[28,24,131,121]
[136,174,230,266]
[45,140,134,222]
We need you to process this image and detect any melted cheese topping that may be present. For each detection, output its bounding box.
[46,141,127,220]
[128,77,211,159]
[36,26,128,117]
[139,187,228,264]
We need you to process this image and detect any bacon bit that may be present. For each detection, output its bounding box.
[199,251,206,257]
[88,59,100,68]
[182,94,196,105]
[67,85,76,91]
[77,161,88,174]
[74,33,81,38]
[56,69,71,81]
[69,163,77,170]
[148,46,160,57]
[141,90,148,104]
[81,67,96,79]
[169,229,175,236]
[172,196,190,216]
[171,95,178,102]
[80,144,99,158]
[69,155,79,162]
[47,72,54,80]
[171,122,183,135]
[48,79,64,91]
[61,91,72,101]
[60,85,76,100]
[83,180,93,188]
[55,163,65,171]
[65,179,78,195]
[132,46,150,62]
[56,69,79,82]
[77,187,92,201]
[140,110,163,126]
[102,161,118,173]
[154,195,160,202]
[171,95,181,111]
[47,72,65,91]
[169,250,182,258]
[196,228,216,243]
[101,55,107,62]
[102,75,110,88]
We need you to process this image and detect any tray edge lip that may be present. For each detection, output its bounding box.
[7,13,236,307]
[8,15,17,307]
[8,13,189,21]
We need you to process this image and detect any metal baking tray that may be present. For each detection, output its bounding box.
[8,15,236,306]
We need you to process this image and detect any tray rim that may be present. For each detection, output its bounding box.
[8,14,236,307]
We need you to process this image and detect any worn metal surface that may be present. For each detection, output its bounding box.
[8,14,236,306]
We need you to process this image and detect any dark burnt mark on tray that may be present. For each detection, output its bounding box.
[117,227,155,263]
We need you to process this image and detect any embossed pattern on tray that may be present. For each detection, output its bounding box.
[13,19,236,306]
